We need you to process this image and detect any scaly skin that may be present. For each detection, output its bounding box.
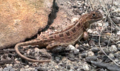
[15,10,103,62]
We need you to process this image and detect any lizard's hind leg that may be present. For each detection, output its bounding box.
[46,41,67,50]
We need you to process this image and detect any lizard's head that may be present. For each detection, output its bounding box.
[87,10,103,23]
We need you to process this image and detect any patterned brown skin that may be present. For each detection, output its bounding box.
[15,10,103,62]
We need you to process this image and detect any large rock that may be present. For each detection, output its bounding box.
[0,0,53,49]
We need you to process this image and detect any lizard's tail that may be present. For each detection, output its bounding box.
[15,41,51,62]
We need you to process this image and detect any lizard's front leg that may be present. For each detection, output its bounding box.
[83,31,89,40]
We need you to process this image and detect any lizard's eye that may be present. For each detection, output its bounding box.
[92,14,96,17]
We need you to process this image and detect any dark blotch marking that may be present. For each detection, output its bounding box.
[66,31,70,36]
[59,34,64,37]
[77,23,80,27]
[72,28,76,32]
[42,36,47,39]
[49,36,53,39]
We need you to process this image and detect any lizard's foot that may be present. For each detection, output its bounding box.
[83,31,89,40]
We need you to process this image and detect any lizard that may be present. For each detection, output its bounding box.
[15,10,103,62]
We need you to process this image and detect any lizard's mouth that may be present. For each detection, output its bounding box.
[90,18,103,23]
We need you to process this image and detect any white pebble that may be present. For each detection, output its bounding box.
[73,49,79,54]
[117,44,120,48]
[34,48,40,53]
[75,44,79,48]
[114,8,120,13]
[109,53,115,59]
[117,31,120,35]
[87,51,94,56]
[117,41,120,48]
[5,64,12,67]
[114,1,119,6]
[83,43,89,46]
[20,68,25,71]
[82,63,90,71]
[87,29,93,33]
[27,49,30,54]
[116,41,120,44]
[103,22,109,28]
[93,31,99,34]
[67,45,76,51]
[71,17,79,23]
[26,68,35,71]
[25,65,29,68]
[97,23,103,27]
[109,45,117,52]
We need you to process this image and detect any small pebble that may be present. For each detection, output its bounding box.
[25,68,35,71]
[113,1,119,6]
[87,51,94,56]
[102,48,110,54]
[20,68,25,71]
[71,17,79,23]
[99,69,105,71]
[93,31,99,34]
[91,61,120,71]
[108,53,115,59]
[87,29,93,33]
[116,41,120,48]
[3,66,15,71]
[34,48,40,53]
[67,45,76,51]
[82,63,90,71]
[83,43,89,47]
[97,23,103,26]
[68,53,76,61]
[25,65,29,68]
[114,51,120,58]
[73,49,79,55]
[26,49,31,55]
[103,22,109,28]
[55,55,62,63]
[81,52,88,58]
[77,45,85,52]
[6,64,12,67]
[111,17,120,24]
[109,45,117,52]
[51,46,65,53]
[114,58,119,63]
[66,65,71,70]
[91,47,100,53]
[86,56,97,62]
[75,44,79,48]
[74,66,78,70]
[89,40,95,46]
[117,43,120,49]
[114,8,120,13]
[117,31,120,35]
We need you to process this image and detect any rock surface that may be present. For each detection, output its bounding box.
[0,0,53,49]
